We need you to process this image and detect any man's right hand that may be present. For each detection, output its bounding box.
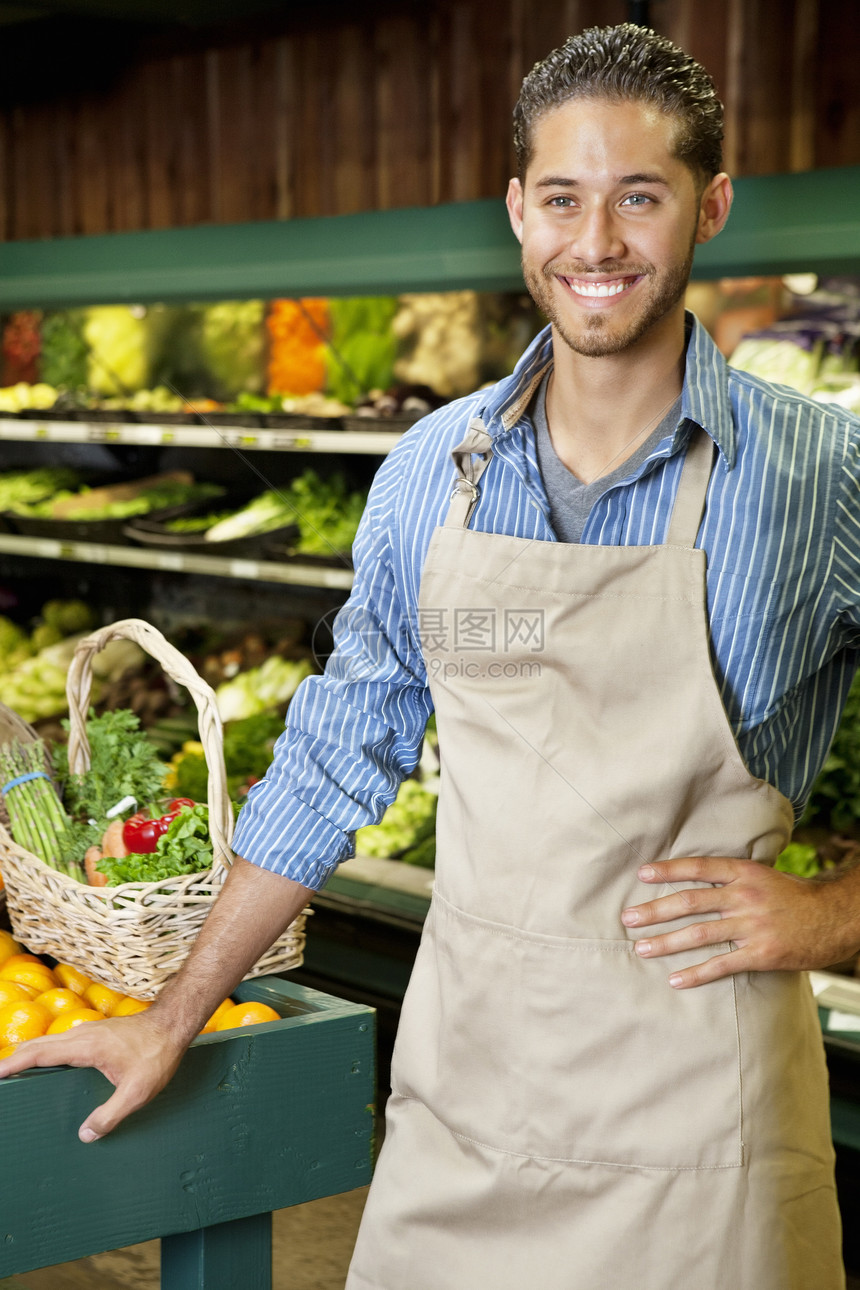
[0,858,315,1141]
[0,1009,186,1141]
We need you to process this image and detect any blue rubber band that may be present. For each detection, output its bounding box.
[2,770,50,793]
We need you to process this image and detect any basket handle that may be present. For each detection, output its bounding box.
[65,618,234,870]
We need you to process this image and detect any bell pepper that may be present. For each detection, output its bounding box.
[122,799,197,854]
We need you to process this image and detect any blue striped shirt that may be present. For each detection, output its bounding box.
[232,313,860,890]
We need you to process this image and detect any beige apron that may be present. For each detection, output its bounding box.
[347,422,843,1290]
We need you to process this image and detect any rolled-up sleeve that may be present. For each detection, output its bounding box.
[230,470,433,890]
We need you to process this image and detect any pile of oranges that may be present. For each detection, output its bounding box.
[0,928,280,1060]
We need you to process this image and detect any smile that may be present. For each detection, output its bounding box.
[559,276,639,299]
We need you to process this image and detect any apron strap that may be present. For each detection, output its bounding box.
[444,419,495,529]
[666,426,715,549]
[443,418,714,542]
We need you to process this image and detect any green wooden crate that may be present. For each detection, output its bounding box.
[0,976,374,1288]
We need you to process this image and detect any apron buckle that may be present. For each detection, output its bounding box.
[451,478,479,504]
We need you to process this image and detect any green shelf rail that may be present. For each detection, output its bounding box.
[0,166,857,309]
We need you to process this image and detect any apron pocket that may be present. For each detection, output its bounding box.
[392,893,743,1171]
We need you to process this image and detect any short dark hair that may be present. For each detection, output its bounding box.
[513,24,724,184]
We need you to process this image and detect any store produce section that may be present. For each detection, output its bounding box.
[1,196,860,1280]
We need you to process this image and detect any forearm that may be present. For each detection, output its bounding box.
[149,856,314,1046]
[813,861,860,962]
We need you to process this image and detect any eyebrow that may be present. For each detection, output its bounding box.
[534,172,671,189]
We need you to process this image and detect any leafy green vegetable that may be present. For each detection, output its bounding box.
[326,297,398,403]
[284,470,366,556]
[198,300,266,399]
[53,709,167,865]
[224,712,284,780]
[15,480,223,522]
[400,834,436,868]
[97,803,213,885]
[204,491,297,543]
[215,657,312,722]
[165,509,235,534]
[775,842,820,878]
[802,671,860,832]
[354,778,437,860]
[0,468,79,511]
[172,713,284,803]
[203,473,366,553]
[40,311,89,390]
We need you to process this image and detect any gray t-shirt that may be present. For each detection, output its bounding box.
[532,371,682,543]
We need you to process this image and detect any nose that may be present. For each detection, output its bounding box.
[571,203,626,266]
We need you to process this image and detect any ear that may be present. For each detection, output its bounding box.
[695,173,733,245]
[506,177,524,243]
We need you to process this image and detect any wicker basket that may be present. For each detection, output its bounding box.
[0,618,308,998]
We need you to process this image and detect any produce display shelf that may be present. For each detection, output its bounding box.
[0,976,374,1288]
[0,416,401,456]
[0,532,356,590]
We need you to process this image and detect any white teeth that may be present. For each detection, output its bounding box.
[567,279,630,298]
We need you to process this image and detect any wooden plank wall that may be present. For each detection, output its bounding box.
[0,0,856,243]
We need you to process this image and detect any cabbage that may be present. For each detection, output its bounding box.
[198,300,266,398]
[215,656,313,722]
[729,335,823,394]
[84,306,169,396]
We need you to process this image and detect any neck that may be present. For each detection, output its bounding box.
[545,309,687,484]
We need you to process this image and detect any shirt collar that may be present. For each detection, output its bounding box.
[477,311,737,469]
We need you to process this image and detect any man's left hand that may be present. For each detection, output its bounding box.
[621,857,860,988]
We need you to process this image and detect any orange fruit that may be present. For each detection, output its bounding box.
[112,996,152,1017]
[53,963,94,996]
[0,952,42,968]
[0,958,56,996]
[0,1043,18,1060]
[213,1001,281,1031]
[34,987,90,1019]
[46,1008,103,1034]
[0,981,32,1008]
[199,998,237,1034]
[0,929,22,967]
[82,983,125,1017]
[0,1000,52,1045]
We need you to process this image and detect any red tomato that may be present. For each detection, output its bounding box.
[122,816,164,854]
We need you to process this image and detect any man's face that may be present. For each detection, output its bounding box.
[507,98,715,358]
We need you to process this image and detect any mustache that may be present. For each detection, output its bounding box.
[543,262,653,279]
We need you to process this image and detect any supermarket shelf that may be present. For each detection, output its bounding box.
[0,416,401,455]
[0,169,859,309]
[0,532,355,589]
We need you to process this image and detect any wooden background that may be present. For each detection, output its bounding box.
[0,0,856,243]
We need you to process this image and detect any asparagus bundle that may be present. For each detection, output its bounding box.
[0,740,83,881]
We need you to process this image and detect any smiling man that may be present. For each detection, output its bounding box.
[2,23,859,1290]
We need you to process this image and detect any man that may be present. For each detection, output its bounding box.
[2,23,859,1289]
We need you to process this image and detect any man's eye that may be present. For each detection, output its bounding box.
[622,193,653,207]
[548,196,575,208]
